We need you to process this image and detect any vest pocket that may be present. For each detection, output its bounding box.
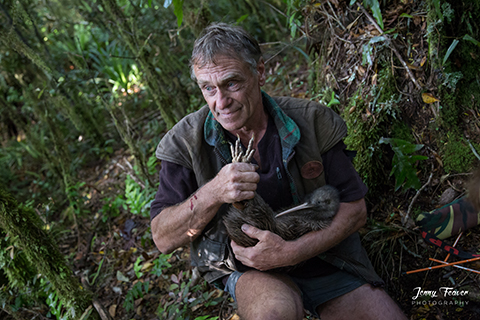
[190,236,227,268]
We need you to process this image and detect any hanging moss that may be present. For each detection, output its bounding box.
[0,231,38,290]
[98,0,178,129]
[0,189,95,319]
[0,29,59,79]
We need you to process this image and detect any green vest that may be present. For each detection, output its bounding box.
[155,92,384,286]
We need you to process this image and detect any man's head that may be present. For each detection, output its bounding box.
[190,22,263,81]
[190,23,267,133]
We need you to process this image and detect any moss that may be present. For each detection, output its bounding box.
[390,121,413,143]
[0,188,95,319]
[438,90,459,129]
[342,65,408,194]
[425,0,480,172]
[442,136,479,173]
[342,90,390,193]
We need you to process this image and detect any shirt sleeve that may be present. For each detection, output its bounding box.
[150,161,198,221]
[321,141,368,203]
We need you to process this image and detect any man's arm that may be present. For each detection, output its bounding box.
[152,162,260,254]
[230,198,367,271]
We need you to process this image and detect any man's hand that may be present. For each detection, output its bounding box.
[230,199,367,271]
[212,163,259,204]
[230,224,298,271]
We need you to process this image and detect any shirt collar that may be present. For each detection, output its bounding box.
[204,91,300,161]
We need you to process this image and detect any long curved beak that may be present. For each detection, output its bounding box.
[275,202,314,218]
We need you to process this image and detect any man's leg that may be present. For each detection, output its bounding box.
[316,284,407,320]
[235,270,304,320]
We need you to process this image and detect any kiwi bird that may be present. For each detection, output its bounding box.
[223,136,340,247]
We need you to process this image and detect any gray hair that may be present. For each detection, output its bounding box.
[190,22,262,81]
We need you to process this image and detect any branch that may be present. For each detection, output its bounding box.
[404,164,434,226]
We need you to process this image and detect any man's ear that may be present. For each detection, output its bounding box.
[257,57,266,86]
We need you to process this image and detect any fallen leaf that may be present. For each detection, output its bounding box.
[407,63,421,70]
[357,65,366,77]
[420,56,427,66]
[141,261,154,272]
[116,271,130,282]
[109,304,117,318]
[422,92,440,104]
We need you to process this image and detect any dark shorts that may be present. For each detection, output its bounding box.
[224,269,367,317]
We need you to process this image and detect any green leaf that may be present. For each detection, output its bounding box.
[366,0,384,30]
[432,0,443,21]
[134,257,144,279]
[173,0,184,27]
[463,34,480,47]
[443,39,459,65]
[379,137,427,192]
[237,14,249,24]
[399,13,413,18]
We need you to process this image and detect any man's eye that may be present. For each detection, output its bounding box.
[227,82,236,88]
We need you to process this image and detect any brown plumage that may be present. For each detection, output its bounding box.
[224,185,340,247]
[222,136,340,247]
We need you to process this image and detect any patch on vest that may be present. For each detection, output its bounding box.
[301,161,323,179]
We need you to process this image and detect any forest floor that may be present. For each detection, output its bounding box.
[3,1,480,320]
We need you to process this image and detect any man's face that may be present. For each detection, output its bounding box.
[194,55,266,133]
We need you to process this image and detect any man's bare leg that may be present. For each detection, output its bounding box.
[317,284,407,320]
[235,270,304,320]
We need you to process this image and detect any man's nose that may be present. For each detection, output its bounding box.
[216,89,231,110]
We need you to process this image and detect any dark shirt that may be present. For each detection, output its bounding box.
[150,114,367,278]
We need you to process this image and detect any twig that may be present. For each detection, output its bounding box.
[356,2,422,91]
[326,1,346,31]
[265,36,306,64]
[398,238,422,258]
[259,0,287,18]
[93,299,113,320]
[404,164,434,225]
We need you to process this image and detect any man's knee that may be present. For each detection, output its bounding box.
[318,284,407,320]
[235,271,304,320]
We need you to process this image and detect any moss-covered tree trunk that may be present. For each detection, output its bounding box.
[426,0,480,173]
[0,189,95,319]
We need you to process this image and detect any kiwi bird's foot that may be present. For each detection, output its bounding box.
[230,134,255,163]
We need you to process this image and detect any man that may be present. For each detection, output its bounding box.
[150,22,406,319]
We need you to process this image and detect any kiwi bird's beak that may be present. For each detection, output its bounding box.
[275,202,314,218]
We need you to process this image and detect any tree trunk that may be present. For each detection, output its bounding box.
[0,189,96,319]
